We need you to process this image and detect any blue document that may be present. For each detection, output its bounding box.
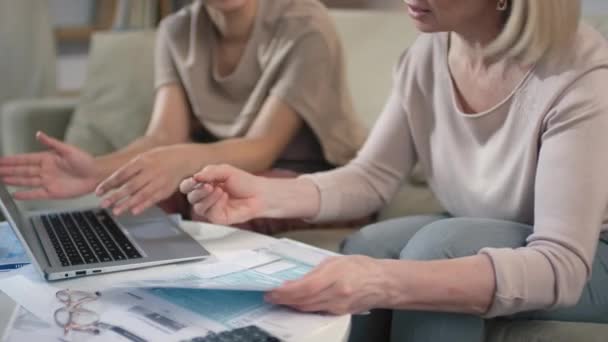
[0,222,30,271]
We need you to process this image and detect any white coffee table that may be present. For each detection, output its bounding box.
[0,220,351,342]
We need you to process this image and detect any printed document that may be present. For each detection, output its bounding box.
[113,238,336,291]
[0,239,343,341]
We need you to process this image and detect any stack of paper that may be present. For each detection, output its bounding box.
[0,239,345,342]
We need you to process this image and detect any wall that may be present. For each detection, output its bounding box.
[584,0,608,13]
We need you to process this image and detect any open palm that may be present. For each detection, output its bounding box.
[0,132,98,200]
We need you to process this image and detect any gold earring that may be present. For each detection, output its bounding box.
[497,0,508,11]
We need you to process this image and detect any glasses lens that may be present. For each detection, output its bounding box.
[72,309,99,326]
[56,290,71,303]
[56,290,99,304]
[55,307,70,326]
[55,307,99,327]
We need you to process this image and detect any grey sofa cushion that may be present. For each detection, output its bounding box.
[487,319,608,342]
[64,31,156,155]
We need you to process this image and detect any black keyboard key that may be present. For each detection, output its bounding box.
[43,214,79,266]
[68,226,97,263]
[94,211,141,259]
[61,214,95,259]
[41,209,142,267]
[84,211,128,261]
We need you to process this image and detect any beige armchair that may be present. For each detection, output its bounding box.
[0,0,57,154]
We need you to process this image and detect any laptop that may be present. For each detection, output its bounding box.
[0,183,210,281]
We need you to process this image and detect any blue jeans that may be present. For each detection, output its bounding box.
[341,215,608,342]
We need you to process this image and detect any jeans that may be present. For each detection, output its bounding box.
[341,215,608,342]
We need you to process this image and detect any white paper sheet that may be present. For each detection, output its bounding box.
[112,239,338,291]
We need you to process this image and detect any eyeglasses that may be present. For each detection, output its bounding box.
[54,289,102,336]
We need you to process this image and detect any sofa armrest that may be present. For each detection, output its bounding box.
[1,97,78,156]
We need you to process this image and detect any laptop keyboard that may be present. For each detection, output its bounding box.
[40,210,142,267]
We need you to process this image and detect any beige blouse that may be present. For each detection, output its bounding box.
[305,23,608,317]
[154,0,366,168]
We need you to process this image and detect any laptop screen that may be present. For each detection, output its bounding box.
[0,183,27,227]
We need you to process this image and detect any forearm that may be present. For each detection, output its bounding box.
[381,255,495,315]
[257,177,321,220]
[95,133,295,195]
[171,136,294,178]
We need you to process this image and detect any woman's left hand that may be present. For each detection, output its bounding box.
[96,146,190,215]
[265,255,392,315]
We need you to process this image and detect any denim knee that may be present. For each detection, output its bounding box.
[341,215,449,259]
[399,218,490,261]
[340,223,387,258]
[399,217,531,261]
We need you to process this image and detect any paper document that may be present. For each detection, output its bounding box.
[113,238,338,291]
[0,239,344,341]
[3,306,68,342]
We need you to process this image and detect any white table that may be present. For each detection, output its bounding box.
[0,221,351,342]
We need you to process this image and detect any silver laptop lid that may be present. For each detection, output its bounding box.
[0,183,42,273]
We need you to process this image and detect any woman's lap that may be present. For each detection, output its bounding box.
[343,215,608,342]
[340,214,449,258]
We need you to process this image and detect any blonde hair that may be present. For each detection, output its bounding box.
[486,0,581,65]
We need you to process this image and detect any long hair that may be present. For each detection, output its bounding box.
[486,0,581,64]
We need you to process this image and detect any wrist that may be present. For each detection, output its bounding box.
[257,177,320,219]
[378,259,413,308]
[90,158,108,189]
[256,176,282,218]
[173,145,211,179]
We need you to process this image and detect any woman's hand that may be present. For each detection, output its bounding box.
[0,132,98,199]
[96,146,192,215]
[179,164,266,225]
[265,256,392,315]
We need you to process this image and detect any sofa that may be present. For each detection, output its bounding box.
[2,9,608,342]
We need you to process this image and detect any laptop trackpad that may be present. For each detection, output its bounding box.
[127,221,181,240]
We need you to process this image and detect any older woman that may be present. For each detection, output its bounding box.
[179,0,608,340]
[0,0,365,233]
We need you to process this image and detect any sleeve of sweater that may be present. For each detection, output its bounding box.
[480,68,608,317]
[301,51,417,222]
[154,19,180,89]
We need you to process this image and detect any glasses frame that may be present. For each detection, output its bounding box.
[54,289,102,336]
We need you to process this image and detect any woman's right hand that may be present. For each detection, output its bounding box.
[179,164,266,225]
[0,132,99,200]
